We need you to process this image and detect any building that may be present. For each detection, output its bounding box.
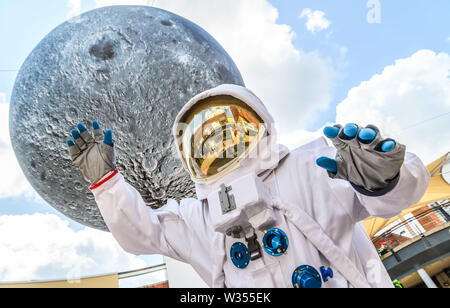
[365,153,450,288]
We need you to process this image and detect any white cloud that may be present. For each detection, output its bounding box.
[0,213,148,282]
[279,127,324,151]
[67,0,81,14]
[335,50,450,165]
[299,8,331,33]
[93,0,336,133]
[0,93,6,104]
[0,104,36,198]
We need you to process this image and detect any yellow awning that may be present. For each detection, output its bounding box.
[364,153,450,238]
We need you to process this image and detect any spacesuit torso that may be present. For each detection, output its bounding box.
[218,141,360,288]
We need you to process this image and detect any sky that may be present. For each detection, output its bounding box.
[0,0,449,285]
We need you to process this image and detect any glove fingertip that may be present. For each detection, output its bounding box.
[343,123,358,139]
[316,157,338,174]
[67,139,75,147]
[104,130,114,147]
[381,140,396,152]
[77,123,87,133]
[359,128,377,143]
[323,126,340,139]
[92,121,101,130]
[71,129,80,140]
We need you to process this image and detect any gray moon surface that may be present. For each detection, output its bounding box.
[9,6,244,231]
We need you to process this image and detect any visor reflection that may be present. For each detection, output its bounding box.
[179,95,265,181]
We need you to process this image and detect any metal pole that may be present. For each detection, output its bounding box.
[438,206,450,222]
[383,234,401,262]
[118,264,167,279]
[417,268,438,288]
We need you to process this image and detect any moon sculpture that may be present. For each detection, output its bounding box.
[9,6,244,230]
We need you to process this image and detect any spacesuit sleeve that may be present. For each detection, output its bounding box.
[353,152,430,219]
[90,172,199,261]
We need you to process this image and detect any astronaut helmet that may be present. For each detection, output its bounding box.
[174,94,266,184]
[173,84,283,186]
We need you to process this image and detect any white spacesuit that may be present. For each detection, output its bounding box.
[68,84,429,288]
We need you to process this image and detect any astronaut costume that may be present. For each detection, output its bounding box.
[67,84,429,288]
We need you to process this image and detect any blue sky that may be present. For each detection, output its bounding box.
[0,0,449,283]
[271,0,450,128]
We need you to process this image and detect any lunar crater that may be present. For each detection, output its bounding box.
[160,19,173,27]
[89,37,116,61]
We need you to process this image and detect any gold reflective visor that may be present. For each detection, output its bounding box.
[178,95,266,182]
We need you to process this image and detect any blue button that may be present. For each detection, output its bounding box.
[262,228,289,256]
[230,242,250,269]
[320,266,334,282]
[292,265,322,288]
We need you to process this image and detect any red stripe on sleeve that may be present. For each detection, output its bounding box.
[89,170,119,191]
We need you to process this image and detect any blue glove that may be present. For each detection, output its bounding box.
[67,121,116,184]
[316,123,405,195]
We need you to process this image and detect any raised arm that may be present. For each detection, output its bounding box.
[66,121,195,260]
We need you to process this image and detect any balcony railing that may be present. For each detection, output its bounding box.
[372,202,450,257]
[118,264,168,288]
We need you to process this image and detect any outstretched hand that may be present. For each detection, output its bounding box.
[67,121,116,185]
[316,123,405,193]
